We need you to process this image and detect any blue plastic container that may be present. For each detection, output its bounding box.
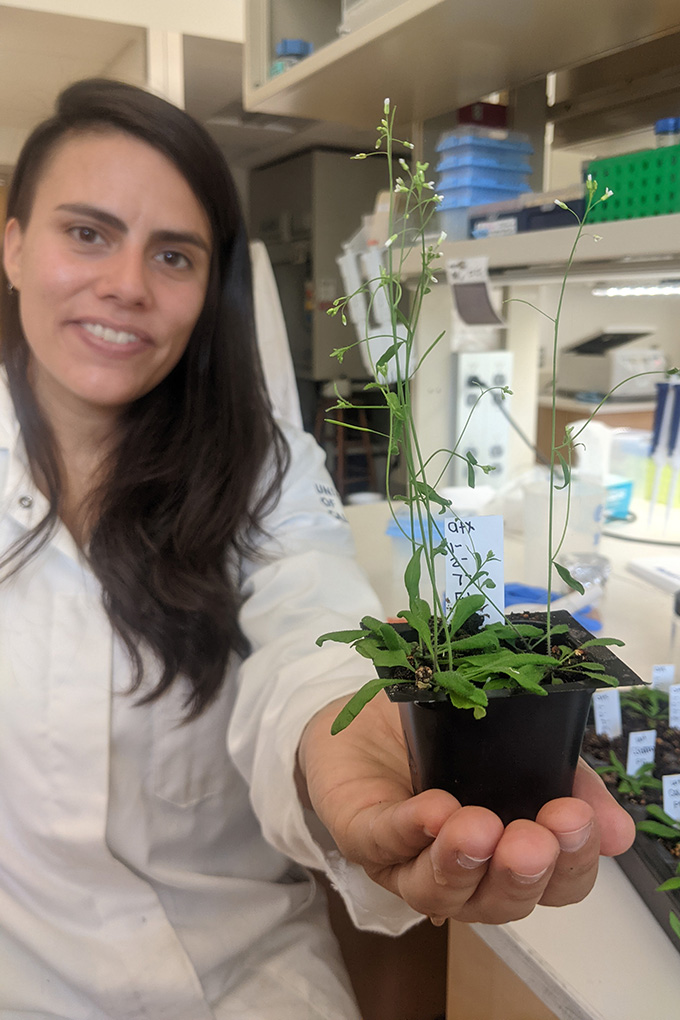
[438,183,532,209]
[438,166,532,191]
[437,150,533,174]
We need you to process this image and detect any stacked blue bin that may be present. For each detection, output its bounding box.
[435,126,534,239]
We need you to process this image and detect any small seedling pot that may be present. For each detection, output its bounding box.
[386,611,643,825]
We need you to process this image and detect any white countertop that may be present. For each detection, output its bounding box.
[345,498,680,1020]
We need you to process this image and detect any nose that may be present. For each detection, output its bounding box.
[94,245,151,307]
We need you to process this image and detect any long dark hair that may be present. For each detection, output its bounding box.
[0,78,289,717]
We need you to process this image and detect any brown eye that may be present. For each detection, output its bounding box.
[156,250,191,269]
[70,226,103,245]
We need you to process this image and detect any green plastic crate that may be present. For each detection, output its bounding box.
[586,145,680,222]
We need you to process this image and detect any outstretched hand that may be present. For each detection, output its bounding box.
[297,692,635,925]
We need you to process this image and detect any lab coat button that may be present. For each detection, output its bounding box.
[18,494,33,508]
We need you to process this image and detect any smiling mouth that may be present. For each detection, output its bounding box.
[81,322,143,346]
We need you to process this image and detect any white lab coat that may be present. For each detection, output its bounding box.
[0,377,418,1019]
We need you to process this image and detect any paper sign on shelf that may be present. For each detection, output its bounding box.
[663,775,680,822]
[444,515,504,624]
[592,688,622,738]
[626,729,656,776]
[652,664,676,690]
[445,256,505,326]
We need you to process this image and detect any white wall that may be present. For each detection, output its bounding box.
[2,0,244,40]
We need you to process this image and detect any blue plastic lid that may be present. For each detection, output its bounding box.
[275,38,313,57]
[436,131,533,155]
[654,117,679,134]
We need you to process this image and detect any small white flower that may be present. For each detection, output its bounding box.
[384,234,398,248]
[593,234,602,242]
[399,158,409,170]
[384,98,390,113]
[437,231,447,245]
[554,199,568,210]
[404,141,415,149]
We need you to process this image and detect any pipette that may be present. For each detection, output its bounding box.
[648,375,680,525]
[664,379,680,528]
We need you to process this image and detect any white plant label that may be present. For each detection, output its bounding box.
[626,729,657,776]
[652,664,675,689]
[444,515,504,624]
[663,775,680,822]
[670,685,680,730]
[592,688,622,738]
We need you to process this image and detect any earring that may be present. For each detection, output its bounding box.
[7,282,15,294]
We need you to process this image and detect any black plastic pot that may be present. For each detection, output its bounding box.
[386,610,643,826]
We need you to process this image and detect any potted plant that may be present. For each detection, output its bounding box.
[317,99,674,825]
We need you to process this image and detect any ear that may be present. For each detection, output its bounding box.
[3,218,24,291]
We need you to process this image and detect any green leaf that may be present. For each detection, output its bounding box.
[434,669,489,710]
[512,664,550,695]
[371,649,414,670]
[331,676,411,734]
[412,481,452,511]
[670,912,680,940]
[376,621,412,653]
[376,344,402,371]
[554,451,571,490]
[554,561,585,595]
[404,545,422,606]
[645,804,679,826]
[447,594,486,636]
[579,637,625,648]
[447,632,500,652]
[316,628,368,646]
[636,821,680,840]
[466,452,476,489]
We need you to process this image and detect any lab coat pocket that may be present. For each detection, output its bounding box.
[149,678,234,808]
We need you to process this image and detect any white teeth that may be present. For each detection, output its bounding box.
[83,322,139,345]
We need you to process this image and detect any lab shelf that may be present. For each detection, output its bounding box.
[244,0,680,129]
[402,212,680,284]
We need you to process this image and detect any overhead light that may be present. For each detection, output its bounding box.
[592,281,680,297]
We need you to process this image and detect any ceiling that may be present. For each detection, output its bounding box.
[0,4,384,177]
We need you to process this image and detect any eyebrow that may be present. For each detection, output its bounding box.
[56,203,211,255]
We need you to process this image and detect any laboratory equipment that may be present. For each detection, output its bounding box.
[655,117,680,147]
[557,329,662,399]
[648,375,680,525]
[450,350,513,488]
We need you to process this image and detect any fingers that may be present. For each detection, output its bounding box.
[572,757,636,856]
[366,803,562,925]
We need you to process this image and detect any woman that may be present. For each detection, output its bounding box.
[0,79,633,1018]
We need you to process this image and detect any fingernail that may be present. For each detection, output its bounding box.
[511,865,550,885]
[456,851,493,870]
[429,915,447,927]
[557,822,592,853]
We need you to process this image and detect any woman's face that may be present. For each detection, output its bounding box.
[2,130,212,424]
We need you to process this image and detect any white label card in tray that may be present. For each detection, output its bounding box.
[592,688,622,738]
[652,664,675,690]
[626,729,656,776]
[670,685,680,730]
[445,515,504,624]
[663,775,680,822]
